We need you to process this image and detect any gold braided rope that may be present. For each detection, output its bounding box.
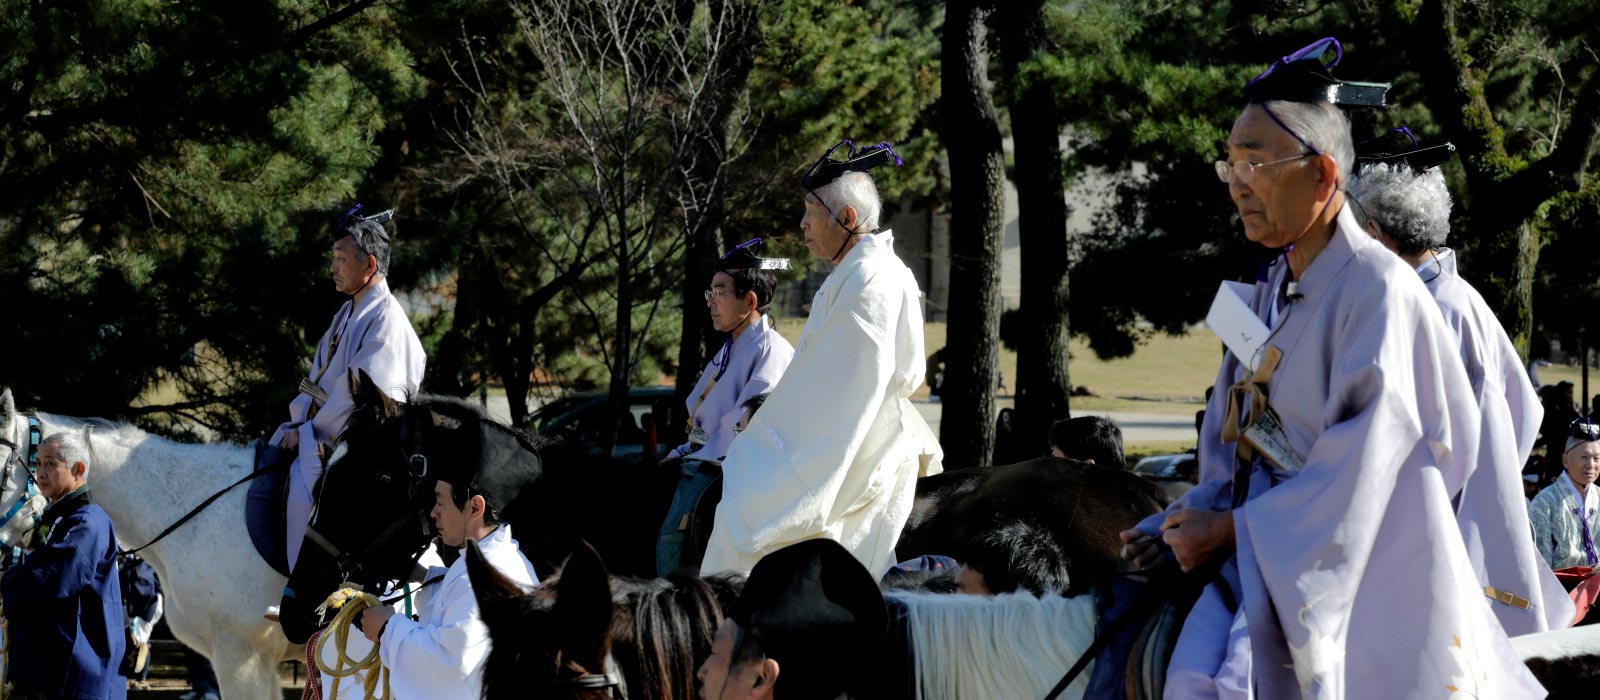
[314,588,390,700]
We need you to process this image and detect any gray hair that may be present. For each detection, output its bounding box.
[1345,163,1452,256]
[344,219,392,276]
[812,171,883,233]
[1260,100,1355,185]
[41,431,91,475]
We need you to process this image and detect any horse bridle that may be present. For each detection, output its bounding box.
[565,659,628,699]
[0,413,42,569]
[299,416,436,592]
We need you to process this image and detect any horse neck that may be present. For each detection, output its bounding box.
[33,413,253,553]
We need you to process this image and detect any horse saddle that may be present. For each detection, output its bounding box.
[1079,566,1200,700]
[655,459,723,576]
[244,442,294,577]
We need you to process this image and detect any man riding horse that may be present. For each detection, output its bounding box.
[1119,38,1547,697]
[701,142,943,577]
[268,205,426,577]
[657,239,795,575]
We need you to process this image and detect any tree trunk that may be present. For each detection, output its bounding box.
[998,0,1072,463]
[938,0,1005,468]
[673,0,764,449]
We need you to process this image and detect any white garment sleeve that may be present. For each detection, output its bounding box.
[378,579,490,696]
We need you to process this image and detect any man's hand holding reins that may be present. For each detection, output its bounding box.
[1118,528,1166,570]
[1160,508,1235,572]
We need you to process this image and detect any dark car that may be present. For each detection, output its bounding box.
[528,386,678,462]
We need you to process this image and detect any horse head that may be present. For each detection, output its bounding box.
[278,369,483,643]
[470,538,621,700]
[470,537,740,700]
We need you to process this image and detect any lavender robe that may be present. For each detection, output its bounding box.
[1145,205,1543,698]
[670,314,794,463]
[1422,248,1572,634]
[270,278,426,570]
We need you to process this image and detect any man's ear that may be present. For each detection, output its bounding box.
[838,205,859,232]
[751,658,780,699]
[73,462,87,479]
[1313,153,1341,201]
[468,493,487,519]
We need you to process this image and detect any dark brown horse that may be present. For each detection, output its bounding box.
[466,539,742,700]
[898,457,1171,596]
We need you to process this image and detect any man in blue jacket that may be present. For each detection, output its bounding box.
[2,431,126,700]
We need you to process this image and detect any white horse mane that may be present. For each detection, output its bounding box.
[887,591,1098,700]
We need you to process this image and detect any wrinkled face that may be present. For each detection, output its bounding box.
[1224,105,1331,248]
[1564,442,1600,488]
[799,196,852,261]
[431,481,473,548]
[34,442,83,502]
[697,620,763,700]
[708,272,756,333]
[330,235,373,295]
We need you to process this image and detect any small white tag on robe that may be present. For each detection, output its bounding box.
[1207,281,1269,372]
[1243,409,1304,474]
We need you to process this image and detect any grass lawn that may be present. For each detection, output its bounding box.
[774,318,1220,414]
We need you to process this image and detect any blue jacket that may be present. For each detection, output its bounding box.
[1,487,127,699]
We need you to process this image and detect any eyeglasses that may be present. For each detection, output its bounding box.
[704,288,734,302]
[1214,154,1313,183]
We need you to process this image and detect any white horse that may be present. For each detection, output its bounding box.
[0,389,292,699]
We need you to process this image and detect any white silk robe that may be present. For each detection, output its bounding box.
[702,231,943,577]
[378,525,538,699]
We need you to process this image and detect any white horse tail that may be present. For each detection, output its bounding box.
[887,591,1099,700]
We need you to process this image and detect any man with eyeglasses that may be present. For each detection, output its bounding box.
[701,141,943,577]
[656,240,794,575]
[1118,38,1543,698]
[1346,146,1573,636]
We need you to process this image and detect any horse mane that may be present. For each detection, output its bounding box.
[407,392,555,454]
[887,590,1098,700]
[606,572,734,700]
[488,568,747,700]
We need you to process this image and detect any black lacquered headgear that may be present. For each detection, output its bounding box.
[799,140,902,193]
[1356,125,1457,172]
[1244,37,1390,108]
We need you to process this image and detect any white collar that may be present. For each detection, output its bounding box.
[456,523,513,557]
[1561,472,1598,513]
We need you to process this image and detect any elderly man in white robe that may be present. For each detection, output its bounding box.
[701,141,943,577]
[1119,38,1543,698]
[270,206,427,572]
[1347,154,1573,634]
[359,458,540,698]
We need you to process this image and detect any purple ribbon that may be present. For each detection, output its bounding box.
[1578,504,1598,566]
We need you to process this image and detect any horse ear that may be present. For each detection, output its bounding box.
[551,540,614,671]
[351,369,400,422]
[465,539,534,641]
[0,389,13,423]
